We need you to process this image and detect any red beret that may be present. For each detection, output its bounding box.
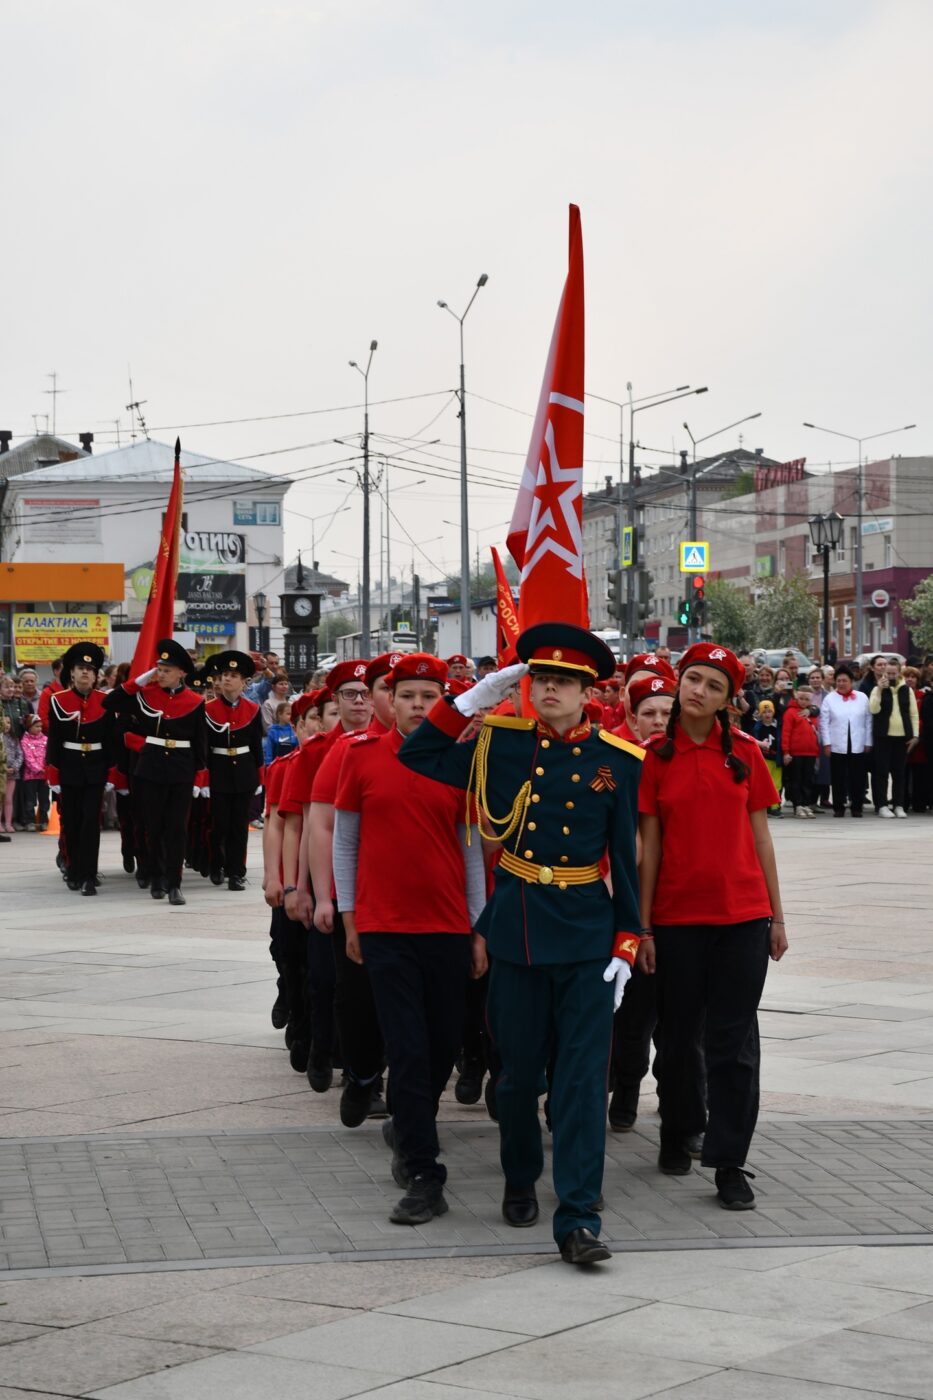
[446,677,474,696]
[623,653,676,685]
[388,653,448,688]
[627,674,677,712]
[290,692,317,721]
[365,652,405,689]
[326,660,369,693]
[679,642,745,697]
[446,653,470,667]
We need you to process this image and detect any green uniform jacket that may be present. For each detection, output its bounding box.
[399,698,643,967]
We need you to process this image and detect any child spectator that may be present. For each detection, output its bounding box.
[20,713,50,831]
[753,699,783,816]
[263,701,298,766]
[2,715,23,834]
[781,683,821,817]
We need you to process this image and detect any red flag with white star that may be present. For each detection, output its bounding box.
[507,204,587,629]
[490,546,520,664]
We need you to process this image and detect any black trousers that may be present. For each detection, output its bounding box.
[874,736,908,810]
[279,909,311,1039]
[115,789,135,864]
[785,756,816,810]
[611,964,658,1091]
[361,933,471,1181]
[462,970,488,1067]
[21,778,50,826]
[209,790,251,879]
[830,751,865,814]
[654,919,770,1169]
[306,925,338,1058]
[134,778,192,888]
[59,784,104,882]
[332,912,384,1084]
[129,774,151,877]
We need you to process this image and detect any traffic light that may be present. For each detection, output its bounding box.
[678,595,692,627]
[634,570,651,628]
[692,574,706,626]
[607,568,624,623]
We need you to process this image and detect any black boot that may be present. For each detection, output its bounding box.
[227,876,246,892]
[455,1056,485,1105]
[168,887,186,906]
[136,871,150,889]
[608,1084,639,1132]
[271,982,288,1030]
[150,881,165,899]
[81,879,97,896]
[307,1049,334,1093]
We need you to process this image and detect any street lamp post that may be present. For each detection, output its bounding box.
[682,412,762,540]
[627,385,708,647]
[349,341,378,649]
[254,591,267,654]
[803,420,915,655]
[438,273,488,656]
[808,512,844,663]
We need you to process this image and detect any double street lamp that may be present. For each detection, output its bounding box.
[802,419,915,654]
[438,273,488,656]
[349,341,378,646]
[808,511,844,664]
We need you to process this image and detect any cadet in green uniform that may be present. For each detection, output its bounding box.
[400,622,643,1266]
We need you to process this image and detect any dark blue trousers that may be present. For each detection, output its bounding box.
[487,957,614,1247]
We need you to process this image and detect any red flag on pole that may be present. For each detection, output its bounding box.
[507,204,588,630]
[130,437,184,673]
[490,546,520,664]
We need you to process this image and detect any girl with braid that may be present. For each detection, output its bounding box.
[635,643,788,1211]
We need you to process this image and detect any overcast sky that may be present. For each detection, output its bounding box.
[4,0,931,590]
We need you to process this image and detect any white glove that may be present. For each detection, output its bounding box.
[118,788,129,797]
[105,782,114,792]
[603,957,632,1011]
[49,784,61,795]
[134,666,158,686]
[254,785,263,796]
[453,662,529,717]
[192,785,202,797]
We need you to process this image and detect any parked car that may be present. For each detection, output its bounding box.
[751,647,817,677]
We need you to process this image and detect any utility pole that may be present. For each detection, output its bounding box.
[349,341,378,649]
[44,372,66,436]
[438,273,488,657]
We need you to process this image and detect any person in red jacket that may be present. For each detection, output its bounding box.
[780,682,820,818]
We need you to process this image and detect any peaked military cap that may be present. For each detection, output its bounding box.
[60,642,105,685]
[155,638,195,677]
[517,622,616,683]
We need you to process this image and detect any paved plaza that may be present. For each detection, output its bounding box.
[1,816,932,1397]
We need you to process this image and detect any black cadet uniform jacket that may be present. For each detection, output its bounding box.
[45,688,113,787]
[104,680,207,786]
[203,696,265,794]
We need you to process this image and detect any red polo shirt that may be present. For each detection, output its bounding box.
[277,730,338,816]
[263,751,292,816]
[336,726,471,935]
[639,723,777,926]
[311,717,388,806]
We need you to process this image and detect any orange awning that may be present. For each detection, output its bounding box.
[0,563,125,603]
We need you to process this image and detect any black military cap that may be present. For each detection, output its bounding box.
[60,642,105,685]
[155,638,195,677]
[517,622,616,682]
[188,667,207,692]
[204,650,256,679]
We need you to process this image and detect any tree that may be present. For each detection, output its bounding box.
[900,574,933,654]
[318,611,356,649]
[705,579,756,653]
[445,554,519,603]
[753,572,820,649]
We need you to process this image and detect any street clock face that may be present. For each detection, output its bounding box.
[293,596,313,618]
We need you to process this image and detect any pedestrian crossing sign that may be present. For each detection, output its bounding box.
[679,541,710,573]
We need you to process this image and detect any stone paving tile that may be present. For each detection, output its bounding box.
[2,1117,933,1272]
[0,1327,217,1395]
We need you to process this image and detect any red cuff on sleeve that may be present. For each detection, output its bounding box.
[428,697,472,739]
[108,766,126,789]
[195,769,209,789]
[612,932,641,966]
[45,765,60,786]
[124,732,144,752]
[124,679,141,696]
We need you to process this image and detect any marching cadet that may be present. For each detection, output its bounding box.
[637,642,788,1209]
[400,623,643,1267]
[45,643,113,895]
[201,651,265,891]
[612,654,677,743]
[185,668,212,879]
[104,639,207,906]
[334,653,487,1225]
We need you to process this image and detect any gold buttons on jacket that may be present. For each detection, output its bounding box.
[531,793,540,804]
[535,766,544,776]
[560,855,569,864]
[572,746,581,756]
[524,849,534,860]
[565,800,574,810]
[558,880,568,890]
[562,825,570,835]
[527,822,537,831]
[540,739,550,748]
[571,773,580,783]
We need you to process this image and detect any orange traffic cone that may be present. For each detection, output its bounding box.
[42,800,60,836]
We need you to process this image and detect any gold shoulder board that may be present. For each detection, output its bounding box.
[598,730,646,761]
[482,714,536,731]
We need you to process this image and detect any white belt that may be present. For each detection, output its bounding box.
[211,745,251,756]
[63,741,102,752]
[145,737,191,749]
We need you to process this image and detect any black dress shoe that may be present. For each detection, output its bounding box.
[307,1052,333,1093]
[340,1078,374,1127]
[502,1184,539,1227]
[560,1227,611,1265]
[122,855,135,874]
[167,887,186,906]
[455,1057,484,1104]
[150,882,166,899]
[67,877,81,891]
[81,879,97,896]
[136,872,150,889]
[209,870,224,886]
[227,876,246,891]
[271,986,288,1030]
[608,1085,638,1132]
[658,1145,692,1176]
[289,1039,310,1073]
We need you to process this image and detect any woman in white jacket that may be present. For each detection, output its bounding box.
[819,665,872,817]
